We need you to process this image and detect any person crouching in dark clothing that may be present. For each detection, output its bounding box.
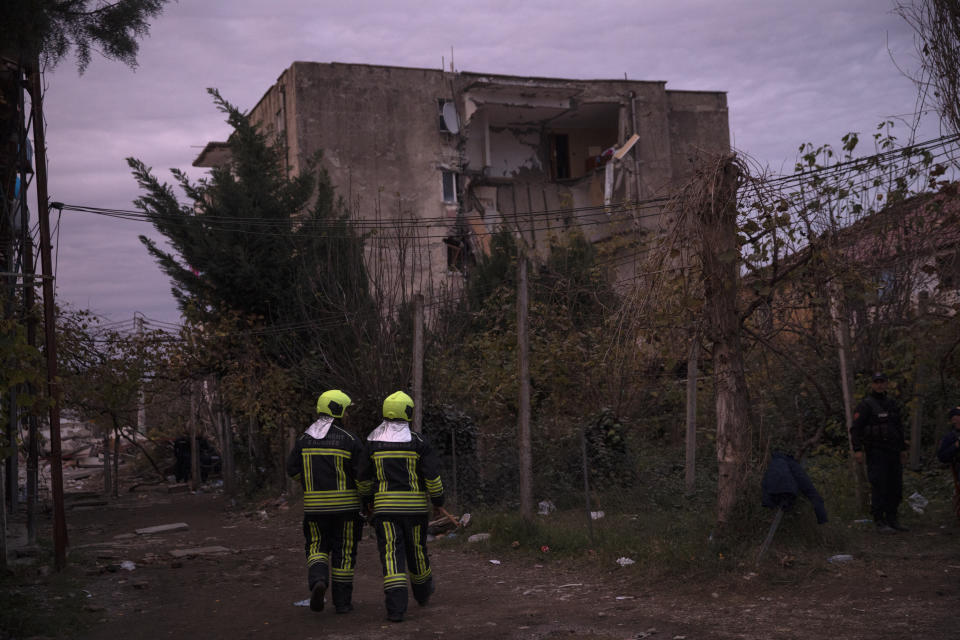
[761,451,828,524]
[851,372,908,533]
[358,391,444,623]
[286,390,366,614]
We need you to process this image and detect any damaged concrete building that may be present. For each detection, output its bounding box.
[194,62,729,303]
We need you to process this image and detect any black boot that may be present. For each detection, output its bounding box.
[332,582,353,613]
[309,581,326,612]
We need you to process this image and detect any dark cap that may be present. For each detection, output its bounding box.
[872,372,888,382]
[949,406,960,418]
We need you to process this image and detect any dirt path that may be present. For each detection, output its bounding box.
[61,487,959,640]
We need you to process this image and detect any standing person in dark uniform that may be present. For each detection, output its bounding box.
[935,406,960,523]
[851,372,908,533]
[358,391,444,623]
[286,390,365,614]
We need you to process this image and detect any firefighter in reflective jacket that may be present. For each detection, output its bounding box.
[286,390,366,613]
[358,391,444,623]
[851,372,908,533]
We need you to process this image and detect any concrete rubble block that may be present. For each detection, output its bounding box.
[169,546,231,558]
[468,533,491,543]
[135,522,189,535]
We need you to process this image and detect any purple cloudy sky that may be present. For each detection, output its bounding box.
[33,0,943,327]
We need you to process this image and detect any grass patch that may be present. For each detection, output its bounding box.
[0,561,94,639]
[446,446,959,581]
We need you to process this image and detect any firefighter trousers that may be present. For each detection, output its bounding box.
[301,512,364,609]
[372,514,434,617]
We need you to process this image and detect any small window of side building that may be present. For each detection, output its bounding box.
[442,171,459,204]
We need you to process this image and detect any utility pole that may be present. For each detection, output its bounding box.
[412,294,424,434]
[29,63,68,569]
[517,250,533,519]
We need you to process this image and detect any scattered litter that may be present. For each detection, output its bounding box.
[616,557,635,567]
[743,572,758,580]
[81,590,93,598]
[557,583,582,588]
[908,492,928,514]
[468,533,491,543]
[537,500,556,516]
[828,554,854,564]
[615,595,634,600]
[489,559,501,565]
[120,561,136,571]
[540,545,550,553]
[293,599,311,607]
[590,511,605,520]
[853,519,873,524]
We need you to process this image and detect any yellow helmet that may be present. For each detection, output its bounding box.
[382,391,414,421]
[317,389,351,418]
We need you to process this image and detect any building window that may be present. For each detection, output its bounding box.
[442,171,458,204]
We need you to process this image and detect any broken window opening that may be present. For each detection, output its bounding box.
[550,134,571,180]
[444,235,467,273]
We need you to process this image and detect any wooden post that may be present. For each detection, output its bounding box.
[29,63,67,569]
[190,384,199,491]
[910,294,928,470]
[0,456,6,571]
[412,294,424,434]
[102,432,111,496]
[580,425,595,545]
[517,251,533,519]
[829,282,866,509]
[685,338,699,495]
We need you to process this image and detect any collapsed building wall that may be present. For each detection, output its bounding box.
[195,62,730,304]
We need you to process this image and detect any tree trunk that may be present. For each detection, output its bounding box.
[698,158,750,530]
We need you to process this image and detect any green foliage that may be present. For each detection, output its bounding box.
[129,90,379,489]
[57,308,166,434]
[0,0,169,72]
[0,313,47,419]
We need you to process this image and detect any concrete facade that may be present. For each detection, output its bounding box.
[195,62,730,304]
